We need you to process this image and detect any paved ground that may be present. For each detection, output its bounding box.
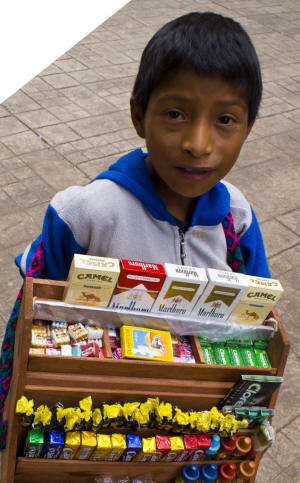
[0,0,299,480]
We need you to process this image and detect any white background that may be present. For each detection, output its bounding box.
[0,0,129,103]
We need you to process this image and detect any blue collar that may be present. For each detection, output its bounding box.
[95,148,230,226]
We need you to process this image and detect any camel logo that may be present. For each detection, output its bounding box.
[205,285,241,307]
[242,309,259,322]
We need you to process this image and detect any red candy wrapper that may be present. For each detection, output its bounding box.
[183,435,198,461]
[81,342,99,358]
[155,435,171,453]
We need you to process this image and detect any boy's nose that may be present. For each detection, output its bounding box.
[181,120,213,157]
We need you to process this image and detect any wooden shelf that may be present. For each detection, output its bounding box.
[1,278,290,483]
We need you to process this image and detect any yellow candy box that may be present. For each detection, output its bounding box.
[120,325,173,362]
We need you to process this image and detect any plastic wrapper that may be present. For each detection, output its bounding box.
[33,298,275,341]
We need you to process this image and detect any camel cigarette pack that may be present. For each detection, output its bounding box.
[109,259,166,312]
[120,325,173,362]
[151,263,208,316]
[190,269,248,321]
[228,275,284,325]
[63,254,120,307]
[218,374,283,409]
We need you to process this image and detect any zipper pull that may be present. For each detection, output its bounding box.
[179,228,186,265]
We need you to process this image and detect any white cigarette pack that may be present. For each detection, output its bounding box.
[151,263,208,316]
[228,275,284,325]
[190,269,249,321]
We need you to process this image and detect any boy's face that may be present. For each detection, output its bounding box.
[131,70,251,220]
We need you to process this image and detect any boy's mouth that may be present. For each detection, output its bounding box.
[177,166,214,180]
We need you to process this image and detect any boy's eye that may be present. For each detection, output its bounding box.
[165,109,184,120]
[219,115,234,125]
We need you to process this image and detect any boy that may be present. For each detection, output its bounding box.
[16,12,270,280]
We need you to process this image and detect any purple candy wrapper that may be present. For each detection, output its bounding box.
[43,430,65,459]
[119,434,142,461]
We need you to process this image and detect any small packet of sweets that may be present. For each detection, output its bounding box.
[102,403,124,428]
[92,407,103,432]
[81,342,99,358]
[122,401,140,428]
[59,431,81,459]
[79,396,93,430]
[172,407,190,433]
[155,435,171,455]
[23,428,44,458]
[63,407,83,432]
[76,431,97,460]
[90,434,112,461]
[68,323,88,343]
[183,434,198,461]
[163,436,185,462]
[134,437,163,462]
[253,340,271,368]
[119,434,142,461]
[31,325,47,348]
[32,404,53,430]
[16,396,35,427]
[239,340,258,367]
[51,327,70,347]
[155,401,174,430]
[42,430,64,458]
[105,433,126,461]
[226,340,244,366]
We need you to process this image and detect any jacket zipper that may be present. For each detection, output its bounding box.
[178,228,186,265]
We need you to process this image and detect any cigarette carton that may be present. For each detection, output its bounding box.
[120,325,173,362]
[190,269,249,321]
[63,254,120,308]
[151,263,208,316]
[109,259,166,312]
[228,275,284,325]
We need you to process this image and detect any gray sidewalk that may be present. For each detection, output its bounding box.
[0,0,299,481]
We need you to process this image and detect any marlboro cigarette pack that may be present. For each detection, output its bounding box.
[151,263,208,316]
[109,259,166,312]
[190,269,248,321]
[63,254,120,307]
[228,275,284,325]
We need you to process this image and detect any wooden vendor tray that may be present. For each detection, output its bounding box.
[1,278,290,482]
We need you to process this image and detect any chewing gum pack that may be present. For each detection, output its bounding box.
[109,259,166,312]
[190,269,248,321]
[151,263,208,316]
[228,275,284,325]
[63,254,120,307]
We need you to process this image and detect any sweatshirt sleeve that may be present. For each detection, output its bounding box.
[15,203,85,280]
[239,208,270,278]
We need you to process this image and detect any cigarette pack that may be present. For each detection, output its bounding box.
[218,374,283,409]
[151,263,207,316]
[109,259,166,312]
[120,325,173,362]
[228,275,284,325]
[63,254,120,307]
[190,269,248,321]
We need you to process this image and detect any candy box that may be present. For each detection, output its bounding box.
[59,431,81,459]
[228,275,284,325]
[42,430,64,459]
[151,263,207,316]
[119,434,142,461]
[190,269,249,321]
[23,429,44,458]
[162,436,185,462]
[109,259,166,312]
[120,325,173,362]
[134,437,163,462]
[90,434,112,461]
[76,431,97,460]
[104,433,127,461]
[63,254,120,307]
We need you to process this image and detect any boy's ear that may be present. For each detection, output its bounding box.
[130,97,145,139]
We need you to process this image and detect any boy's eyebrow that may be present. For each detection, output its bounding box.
[156,93,247,108]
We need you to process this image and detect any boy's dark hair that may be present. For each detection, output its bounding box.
[132,12,262,126]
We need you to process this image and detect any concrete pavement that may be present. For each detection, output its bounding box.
[0,0,299,480]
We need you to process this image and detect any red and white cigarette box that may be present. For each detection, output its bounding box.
[109,259,166,312]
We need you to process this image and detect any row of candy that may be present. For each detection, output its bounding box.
[23,428,253,462]
[30,320,105,358]
[199,338,271,368]
[16,396,248,434]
